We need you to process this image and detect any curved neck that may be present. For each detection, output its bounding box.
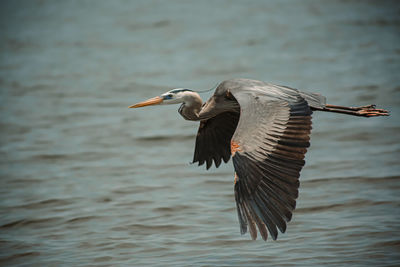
[178,92,203,121]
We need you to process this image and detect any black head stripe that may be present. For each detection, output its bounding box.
[169,88,193,94]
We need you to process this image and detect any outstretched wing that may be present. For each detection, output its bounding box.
[230,85,312,241]
[192,111,239,169]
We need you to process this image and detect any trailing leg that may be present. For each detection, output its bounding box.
[312,104,389,117]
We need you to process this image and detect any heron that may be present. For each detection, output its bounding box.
[129,78,389,241]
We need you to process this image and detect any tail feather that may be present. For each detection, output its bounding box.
[299,91,326,109]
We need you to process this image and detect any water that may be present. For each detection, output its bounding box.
[1,0,399,266]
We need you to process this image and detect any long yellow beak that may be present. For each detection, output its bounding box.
[129,96,163,108]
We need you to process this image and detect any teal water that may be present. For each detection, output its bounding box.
[1,0,399,266]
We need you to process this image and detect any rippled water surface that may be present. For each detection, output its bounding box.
[1,0,400,266]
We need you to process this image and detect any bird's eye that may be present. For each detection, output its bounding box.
[164,94,174,100]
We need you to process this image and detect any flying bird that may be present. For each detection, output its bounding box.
[129,78,389,241]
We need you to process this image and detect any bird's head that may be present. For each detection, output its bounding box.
[129,88,200,108]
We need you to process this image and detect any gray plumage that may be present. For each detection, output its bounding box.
[130,78,389,241]
[194,79,314,240]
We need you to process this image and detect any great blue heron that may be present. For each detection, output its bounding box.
[129,78,389,241]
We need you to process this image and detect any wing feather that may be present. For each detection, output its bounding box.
[191,79,314,241]
[193,111,239,169]
[230,85,312,241]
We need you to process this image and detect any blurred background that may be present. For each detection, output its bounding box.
[0,0,399,266]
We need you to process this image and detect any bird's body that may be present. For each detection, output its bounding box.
[130,78,389,241]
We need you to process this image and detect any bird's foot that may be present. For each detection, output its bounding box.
[355,105,390,117]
